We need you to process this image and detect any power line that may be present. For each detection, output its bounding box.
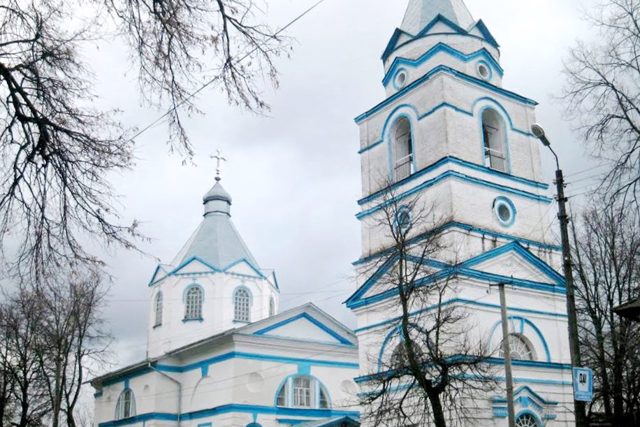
[127,0,327,144]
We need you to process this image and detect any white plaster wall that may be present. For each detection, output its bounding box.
[148,271,279,358]
[95,334,359,427]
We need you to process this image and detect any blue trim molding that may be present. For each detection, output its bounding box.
[493,196,517,228]
[355,65,536,124]
[99,352,358,387]
[358,156,548,205]
[346,242,565,309]
[353,297,567,334]
[382,14,500,62]
[98,404,360,427]
[254,313,353,346]
[382,43,503,87]
[149,256,267,287]
[488,316,552,362]
[356,170,551,220]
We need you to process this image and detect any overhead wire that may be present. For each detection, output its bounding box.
[126,0,327,145]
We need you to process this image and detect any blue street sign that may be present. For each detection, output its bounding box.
[573,367,594,402]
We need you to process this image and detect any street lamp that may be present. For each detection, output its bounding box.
[531,124,587,427]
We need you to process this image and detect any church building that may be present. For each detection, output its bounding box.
[93,1,576,427]
[347,0,574,426]
[91,176,361,426]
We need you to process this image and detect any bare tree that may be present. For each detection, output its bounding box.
[0,288,50,427]
[571,197,640,425]
[358,188,495,427]
[35,269,111,427]
[0,0,288,281]
[0,269,111,427]
[563,0,640,207]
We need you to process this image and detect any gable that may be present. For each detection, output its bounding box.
[253,312,354,346]
[224,259,265,278]
[469,252,552,283]
[422,20,461,36]
[346,242,564,309]
[461,242,563,285]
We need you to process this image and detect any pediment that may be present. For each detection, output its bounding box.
[249,307,355,346]
[468,252,552,283]
[461,242,563,286]
[173,257,215,274]
[224,259,264,278]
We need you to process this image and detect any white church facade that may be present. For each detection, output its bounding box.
[347,0,574,426]
[93,1,576,427]
[91,178,361,427]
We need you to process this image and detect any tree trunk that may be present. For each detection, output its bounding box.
[428,392,447,427]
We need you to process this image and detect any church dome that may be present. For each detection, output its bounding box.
[170,176,261,271]
[203,179,232,216]
[203,179,232,204]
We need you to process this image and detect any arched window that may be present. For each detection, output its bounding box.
[154,292,163,327]
[234,288,251,322]
[500,334,536,361]
[393,117,414,181]
[481,109,508,172]
[276,376,330,409]
[269,297,276,317]
[184,286,203,320]
[516,414,540,427]
[115,389,136,420]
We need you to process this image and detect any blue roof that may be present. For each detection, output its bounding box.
[401,0,474,35]
[172,181,260,271]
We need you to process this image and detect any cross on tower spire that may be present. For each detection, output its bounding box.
[211,149,227,181]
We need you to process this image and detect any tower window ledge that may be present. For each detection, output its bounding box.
[183,318,204,323]
[233,319,251,325]
[153,324,163,329]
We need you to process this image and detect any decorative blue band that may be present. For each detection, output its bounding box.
[98,405,360,427]
[355,64,537,124]
[356,170,552,220]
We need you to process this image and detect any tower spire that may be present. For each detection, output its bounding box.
[400,0,475,35]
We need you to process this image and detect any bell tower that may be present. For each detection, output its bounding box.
[347,1,574,425]
[355,0,557,264]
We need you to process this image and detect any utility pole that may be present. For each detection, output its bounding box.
[492,282,516,427]
[531,124,587,426]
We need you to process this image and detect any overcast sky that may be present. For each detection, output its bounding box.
[92,0,601,369]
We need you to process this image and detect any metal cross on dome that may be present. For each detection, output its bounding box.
[211,149,227,181]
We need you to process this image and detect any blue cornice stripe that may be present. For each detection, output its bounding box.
[355,64,537,124]
[149,256,266,287]
[382,43,503,87]
[253,313,353,346]
[346,268,565,310]
[352,222,561,268]
[355,359,572,384]
[459,241,564,283]
[356,170,552,220]
[99,352,358,386]
[98,405,360,427]
[381,15,500,62]
[353,297,567,334]
[155,352,359,374]
[346,242,564,309]
[357,156,548,204]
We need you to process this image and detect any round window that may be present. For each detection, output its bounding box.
[493,197,516,227]
[395,71,407,89]
[477,63,491,81]
[396,207,412,230]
